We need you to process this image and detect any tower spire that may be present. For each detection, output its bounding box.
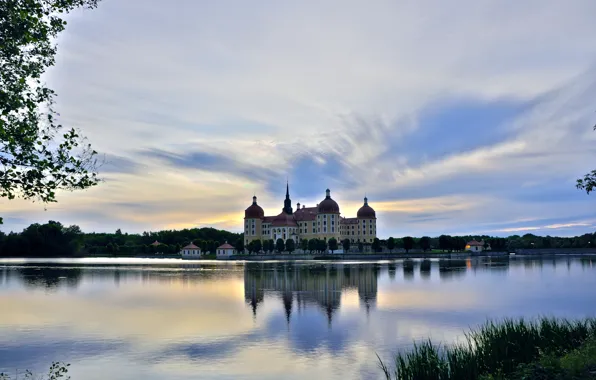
[283,180,293,214]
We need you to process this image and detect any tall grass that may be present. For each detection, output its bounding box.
[378,317,596,380]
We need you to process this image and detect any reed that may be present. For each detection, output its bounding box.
[378,317,596,380]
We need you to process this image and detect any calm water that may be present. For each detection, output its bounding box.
[1,256,596,379]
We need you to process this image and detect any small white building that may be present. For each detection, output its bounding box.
[216,242,235,259]
[466,240,485,252]
[180,242,202,257]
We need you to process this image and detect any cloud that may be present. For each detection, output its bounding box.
[2,0,595,236]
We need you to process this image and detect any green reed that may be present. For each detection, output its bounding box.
[378,317,596,380]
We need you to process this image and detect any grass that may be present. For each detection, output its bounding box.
[378,317,596,380]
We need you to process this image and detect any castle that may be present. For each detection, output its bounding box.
[243,183,377,250]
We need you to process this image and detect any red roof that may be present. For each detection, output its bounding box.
[341,217,359,224]
[262,216,275,223]
[294,207,317,221]
[467,240,483,246]
[150,240,160,246]
[183,243,200,250]
[217,243,235,250]
[271,211,298,227]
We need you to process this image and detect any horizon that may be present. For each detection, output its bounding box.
[1,0,595,238]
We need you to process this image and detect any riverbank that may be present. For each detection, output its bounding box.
[378,317,596,380]
[3,249,596,262]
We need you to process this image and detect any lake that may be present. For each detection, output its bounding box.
[1,256,596,379]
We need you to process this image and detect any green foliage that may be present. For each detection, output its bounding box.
[402,236,414,253]
[342,238,350,252]
[308,238,317,253]
[372,238,381,253]
[300,238,308,252]
[577,170,596,195]
[576,125,595,195]
[1,0,102,206]
[328,237,338,253]
[285,238,295,253]
[420,236,431,251]
[378,317,596,380]
[315,238,327,253]
[387,237,395,253]
[0,223,241,258]
[276,238,285,253]
[358,241,364,253]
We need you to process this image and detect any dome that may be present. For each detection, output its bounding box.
[318,189,340,214]
[357,197,376,218]
[245,196,264,219]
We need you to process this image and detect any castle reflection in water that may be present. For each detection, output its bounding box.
[243,263,379,324]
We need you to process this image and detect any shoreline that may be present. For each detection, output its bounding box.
[1,250,596,263]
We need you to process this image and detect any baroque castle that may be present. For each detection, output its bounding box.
[243,184,377,249]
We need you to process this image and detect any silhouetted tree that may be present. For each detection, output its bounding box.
[342,239,351,253]
[387,237,395,253]
[308,238,317,253]
[371,238,381,253]
[300,238,308,252]
[328,238,338,254]
[402,236,414,253]
[285,239,295,254]
[276,238,285,253]
[420,236,431,251]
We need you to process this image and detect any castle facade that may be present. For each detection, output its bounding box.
[243,184,377,248]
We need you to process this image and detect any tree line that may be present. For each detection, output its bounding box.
[0,221,241,257]
[0,220,594,257]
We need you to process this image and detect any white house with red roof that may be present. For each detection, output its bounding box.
[466,240,489,252]
[216,242,236,259]
[179,242,202,257]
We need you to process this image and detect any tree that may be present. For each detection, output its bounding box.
[439,235,450,252]
[235,238,244,254]
[0,0,102,208]
[387,237,395,253]
[328,238,338,254]
[402,236,414,253]
[317,239,327,253]
[358,241,364,253]
[308,238,317,253]
[577,124,595,194]
[253,239,262,254]
[420,236,431,251]
[276,238,285,253]
[371,238,381,253]
[285,239,295,254]
[267,239,275,253]
[342,238,350,253]
[300,238,308,252]
[577,170,596,194]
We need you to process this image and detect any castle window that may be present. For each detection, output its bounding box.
[313,228,315,233]
[324,227,327,232]
[331,227,334,232]
[331,221,334,225]
[323,221,326,226]
[352,232,354,235]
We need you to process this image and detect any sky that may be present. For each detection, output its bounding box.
[1,0,596,238]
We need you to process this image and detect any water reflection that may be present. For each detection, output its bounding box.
[0,256,595,380]
[244,263,379,324]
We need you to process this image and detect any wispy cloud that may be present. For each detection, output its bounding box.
[2,0,595,236]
